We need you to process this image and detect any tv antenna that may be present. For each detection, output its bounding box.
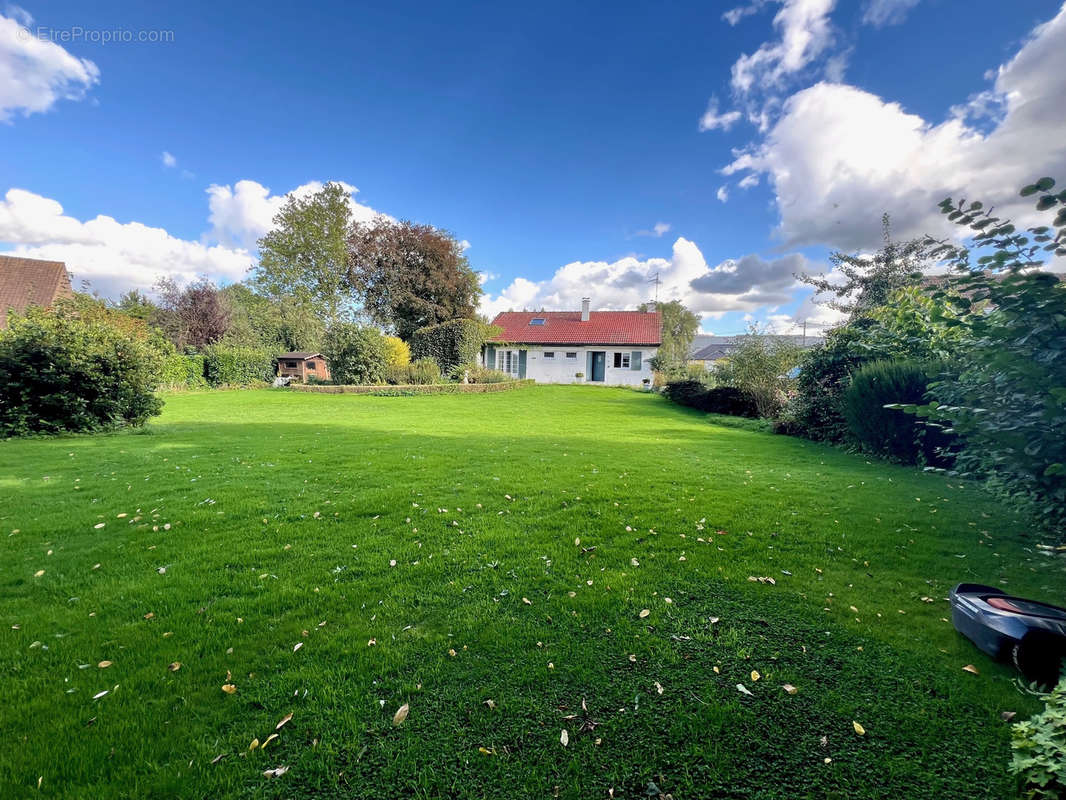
[648,272,660,304]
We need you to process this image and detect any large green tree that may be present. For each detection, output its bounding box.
[220,283,325,353]
[347,219,481,340]
[252,182,353,323]
[641,299,700,371]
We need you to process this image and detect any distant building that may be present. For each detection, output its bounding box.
[0,256,75,329]
[277,352,331,382]
[485,299,661,386]
[687,333,824,368]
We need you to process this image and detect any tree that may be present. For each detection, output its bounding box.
[253,182,353,323]
[717,326,802,418]
[641,300,700,371]
[323,323,387,385]
[797,214,930,318]
[113,289,158,322]
[382,335,411,367]
[220,283,325,352]
[155,277,232,350]
[347,219,481,340]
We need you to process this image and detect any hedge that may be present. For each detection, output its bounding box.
[202,345,275,386]
[409,319,496,374]
[158,353,207,389]
[661,380,759,417]
[291,379,534,396]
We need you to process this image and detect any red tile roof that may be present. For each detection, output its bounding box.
[490,310,662,345]
[0,256,74,329]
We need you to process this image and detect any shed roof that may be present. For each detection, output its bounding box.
[277,352,323,360]
[0,256,73,328]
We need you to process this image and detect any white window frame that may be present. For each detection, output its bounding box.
[565,352,577,359]
[543,351,555,359]
[613,352,631,369]
[495,349,520,377]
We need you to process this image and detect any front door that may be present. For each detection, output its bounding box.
[591,351,606,382]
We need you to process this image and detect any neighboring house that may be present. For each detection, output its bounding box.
[687,333,824,369]
[485,299,661,386]
[277,352,331,382]
[0,255,75,329]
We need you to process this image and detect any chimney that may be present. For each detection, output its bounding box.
[581,297,590,322]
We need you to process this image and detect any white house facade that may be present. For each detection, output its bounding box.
[484,300,661,387]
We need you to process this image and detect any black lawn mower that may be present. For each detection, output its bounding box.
[949,583,1066,687]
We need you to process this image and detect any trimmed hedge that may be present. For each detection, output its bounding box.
[661,380,759,418]
[158,353,207,389]
[202,345,275,386]
[410,319,495,374]
[292,379,534,396]
[385,358,441,385]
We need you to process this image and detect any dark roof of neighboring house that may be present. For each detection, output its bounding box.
[688,333,825,361]
[0,255,73,329]
[277,352,323,360]
[490,310,662,345]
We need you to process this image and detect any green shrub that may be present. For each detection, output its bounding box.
[843,360,952,464]
[202,345,275,386]
[1010,677,1066,799]
[787,327,871,443]
[323,324,387,385]
[448,363,511,384]
[158,353,207,388]
[386,357,441,385]
[410,319,498,374]
[662,380,758,417]
[0,303,164,436]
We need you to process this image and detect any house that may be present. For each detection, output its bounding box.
[0,255,75,329]
[485,299,660,386]
[688,333,824,369]
[277,352,331,382]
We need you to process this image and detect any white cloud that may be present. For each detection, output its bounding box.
[723,1,771,26]
[161,151,177,168]
[0,7,99,121]
[459,239,471,251]
[636,222,672,237]
[0,187,252,297]
[738,173,760,189]
[698,97,742,131]
[716,185,729,203]
[206,179,382,250]
[479,237,822,322]
[722,5,1066,253]
[731,0,836,95]
[861,0,921,27]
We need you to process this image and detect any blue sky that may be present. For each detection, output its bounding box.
[2,0,1064,333]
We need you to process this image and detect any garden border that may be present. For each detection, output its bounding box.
[290,379,535,396]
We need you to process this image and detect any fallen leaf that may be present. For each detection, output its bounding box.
[853,721,866,736]
[248,738,259,750]
[654,682,664,695]
[485,699,496,709]
[221,684,237,694]
[560,729,569,747]
[275,713,293,730]
[168,662,181,671]
[98,660,112,669]
[34,570,45,578]
[262,765,289,778]
[448,648,457,657]
[522,597,532,605]
[639,609,650,619]
[751,670,761,682]
[293,642,303,652]
[367,638,376,647]
[782,684,797,695]
[962,664,980,675]
[736,684,753,696]
[262,733,279,749]
[211,754,226,765]
[1001,711,1017,722]
[92,690,108,700]
[392,703,410,726]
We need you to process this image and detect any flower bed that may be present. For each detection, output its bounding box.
[290,379,535,396]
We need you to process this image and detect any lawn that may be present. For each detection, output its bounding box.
[1,386,1061,799]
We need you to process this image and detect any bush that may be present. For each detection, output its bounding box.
[0,303,164,436]
[323,324,388,385]
[158,353,207,388]
[410,319,498,374]
[786,326,872,443]
[383,336,411,368]
[1010,677,1066,799]
[843,360,951,464]
[662,380,758,417]
[386,357,441,385]
[715,330,802,418]
[448,363,512,384]
[202,345,275,386]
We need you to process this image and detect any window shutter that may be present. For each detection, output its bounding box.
[485,345,496,368]
[631,351,642,371]
[518,350,527,379]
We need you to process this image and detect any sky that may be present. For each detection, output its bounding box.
[1,0,1064,334]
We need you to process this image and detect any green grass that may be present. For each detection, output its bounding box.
[1,386,1062,799]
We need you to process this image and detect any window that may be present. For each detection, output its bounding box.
[285,361,298,369]
[495,349,520,376]
[543,351,555,359]
[529,318,546,325]
[613,352,630,369]
[306,361,316,371]
[565,352,577,359]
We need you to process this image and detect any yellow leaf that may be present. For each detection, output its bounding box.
[522,597,532,605]
[392,703,410,726]
[248,738,259,751]
[262,733,278,749]
[98,660,112,668]
[713,666,720,674]
[275,713,293,730]
[34,570,45,578]
[448,648,457,657]
[168,662,181,671]
[853,721,865,736]
[962,664,980,675]
[751,670,761,682]
[782,684,797,695]
[221,684,237,694]
[639,609,650,618]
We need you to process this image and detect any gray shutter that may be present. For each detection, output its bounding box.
[586,351,593,378]
[631,351,642,371]
[485,345,496,369]
[518,350,527,379]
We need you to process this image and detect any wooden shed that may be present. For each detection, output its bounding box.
[277,352,330,382]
